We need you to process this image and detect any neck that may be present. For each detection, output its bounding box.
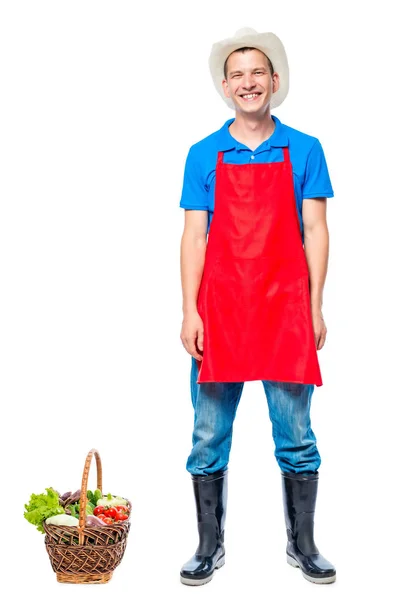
[229,109,275,151]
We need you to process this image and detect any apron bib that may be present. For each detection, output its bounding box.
[196,146,322,386]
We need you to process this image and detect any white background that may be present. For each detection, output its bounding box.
[1,0,399,598]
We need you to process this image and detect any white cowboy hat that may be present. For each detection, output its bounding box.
[208,27,289,110]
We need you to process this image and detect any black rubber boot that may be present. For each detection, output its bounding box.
[180,470,227,586]
[281,471,336,584]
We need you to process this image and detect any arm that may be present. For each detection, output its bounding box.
[180,210,208,315]
[301,137,333,350]
[302,198,329,350]
[180,210,208,360]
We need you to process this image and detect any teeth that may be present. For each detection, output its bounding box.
[242,93,259,99]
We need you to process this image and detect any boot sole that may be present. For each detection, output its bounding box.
[286,554,336,584]
[180,555,225,586]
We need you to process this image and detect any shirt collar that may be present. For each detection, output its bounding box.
[217,114,288,151]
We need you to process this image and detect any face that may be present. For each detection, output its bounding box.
[222,49,279,115]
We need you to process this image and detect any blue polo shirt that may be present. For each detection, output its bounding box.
[179,115,334,242]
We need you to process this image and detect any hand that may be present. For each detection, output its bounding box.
[180,310,204,360]
[311,308,327,350]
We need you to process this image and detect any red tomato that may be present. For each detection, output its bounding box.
[93,506,105,516]
[115,505,130,513]
[104,507,117,519]
[114,511,129,521]
[102,517,114,525]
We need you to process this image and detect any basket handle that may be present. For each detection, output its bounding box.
[77,448,103,543]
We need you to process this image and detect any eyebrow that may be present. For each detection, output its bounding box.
[229,67,268,76]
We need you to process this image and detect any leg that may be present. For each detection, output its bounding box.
[261,380,320,474]
[186,356,244,475]
[262,380,336,584]
[181,357,244,586]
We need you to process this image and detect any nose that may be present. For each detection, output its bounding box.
[242,72,256,90]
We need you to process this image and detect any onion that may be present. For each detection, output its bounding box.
[60,490,72,501]
[85,515,106,527]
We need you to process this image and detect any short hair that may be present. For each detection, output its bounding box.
[223,47,274,79]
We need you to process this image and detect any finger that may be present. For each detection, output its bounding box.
[188,338,203,361]
[320,330,327,349]
[181,337,191,355]
[197,329,204,352]
[315,330,322,349]
[181,333,195,355]
[318,330,327,350]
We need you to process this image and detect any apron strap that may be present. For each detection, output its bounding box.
[282,146,290,162]
[217,151,224,165]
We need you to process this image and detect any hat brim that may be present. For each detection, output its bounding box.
[208,31,289,110]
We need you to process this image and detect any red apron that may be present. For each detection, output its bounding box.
[196,146,322,386]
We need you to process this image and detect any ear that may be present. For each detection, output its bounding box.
[272,72,280,94]
[222,79,230,99]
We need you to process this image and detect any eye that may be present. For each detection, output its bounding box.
[255,71,264,75]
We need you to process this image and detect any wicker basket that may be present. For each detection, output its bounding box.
[43,448,131,584]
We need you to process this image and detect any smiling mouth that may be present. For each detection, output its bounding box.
[239,92,262,102]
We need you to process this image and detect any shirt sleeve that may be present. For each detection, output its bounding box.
[179,145,209,210]
[302,139,334,199]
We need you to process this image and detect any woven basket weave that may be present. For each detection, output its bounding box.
[43,448,131,584]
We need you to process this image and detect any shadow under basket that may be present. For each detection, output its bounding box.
[43,448,131,584]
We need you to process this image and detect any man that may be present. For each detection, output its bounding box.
[179,27,336,586]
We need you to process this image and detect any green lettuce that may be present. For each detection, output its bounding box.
[24,487,65,534]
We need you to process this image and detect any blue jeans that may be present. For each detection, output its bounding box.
[186,357,321,475]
